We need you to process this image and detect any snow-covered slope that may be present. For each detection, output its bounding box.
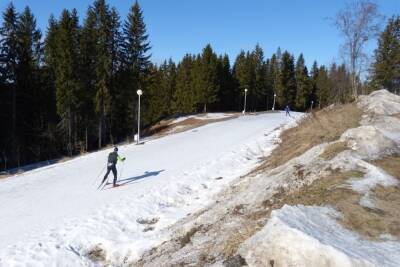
[0,112,299,266]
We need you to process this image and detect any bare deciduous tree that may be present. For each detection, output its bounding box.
[335,0,382,99]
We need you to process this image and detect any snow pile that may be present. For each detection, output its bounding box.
[240,205,400,267]
[358,89,400,116]
[340,125,397,160]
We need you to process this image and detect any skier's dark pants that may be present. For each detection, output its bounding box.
[102,164,117,185]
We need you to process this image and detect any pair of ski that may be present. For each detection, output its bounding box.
[97,179,121,190]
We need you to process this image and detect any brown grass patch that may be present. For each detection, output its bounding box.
[260,103,361,170]
[320,141,348,160]
[86,244,107,262]
[221,222,261,257]
[145,114,238,138]
[179,225,201,248]
[372,155,400,180]
[392,113,400,119]
[280,168,400,240]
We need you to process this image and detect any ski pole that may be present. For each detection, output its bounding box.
[119,161,125,180]
[92,163,107,185]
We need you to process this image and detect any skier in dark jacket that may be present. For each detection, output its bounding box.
[101,147,125,187]
[285,105,291,117]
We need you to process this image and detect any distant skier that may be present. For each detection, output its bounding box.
[100,147,125,188]
[285,105,291,117]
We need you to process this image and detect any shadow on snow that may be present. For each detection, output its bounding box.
[117,169,165,186]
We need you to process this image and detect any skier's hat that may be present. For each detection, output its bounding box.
[114,147,118,152]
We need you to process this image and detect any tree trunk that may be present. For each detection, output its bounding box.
[11,83,16,165]
[98,118,102,149]
[85,126,88,152]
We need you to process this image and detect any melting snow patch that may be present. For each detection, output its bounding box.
[240,205,400,267]
[347,164,398,195]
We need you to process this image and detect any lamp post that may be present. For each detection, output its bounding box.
[311,100,314,112]
[272,93,276,111]
[243,88,248,115]
[136,89,143,144]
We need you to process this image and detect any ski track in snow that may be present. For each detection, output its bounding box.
[0,112,300,266]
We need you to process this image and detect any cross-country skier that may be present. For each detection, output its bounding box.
[101,147,125,187]
[285,105,291,117]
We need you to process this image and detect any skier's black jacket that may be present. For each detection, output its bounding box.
[108,151,121,165]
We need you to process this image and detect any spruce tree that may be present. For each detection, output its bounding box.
[371,16,400,93]
[173,54,196,113]
[295,54,311,110]
[217,54,235,111]
[267,54,280,109]
[122,0,151,137]
[0,3,19,164]
[233,50,255,111]
[310,61,319,107]
[316,65,330,108]
[277,51,296,108]
[196,44,219,112]
[16,7,43,161]
[53,9,81,155]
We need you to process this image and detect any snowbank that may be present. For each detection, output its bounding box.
[240,205,400,267]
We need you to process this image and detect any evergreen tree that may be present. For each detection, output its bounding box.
[52,9,81,155]
[310,61,319,108]
[233,50,255,111]
[173,54,196,113]
[277,51,296,108]
[329,63,352,103]
[196,44,219,112]
[295,53,311,110]
[371,16,400,93]
[316,65,330,108]
[122,0,151,138]
[16,7,43,161]
[252,44,267,111]
[267,53,280,109]
[217,54,235,111]
[0,3,19,164]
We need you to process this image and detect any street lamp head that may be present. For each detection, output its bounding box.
[137,89,143,96]
[274,93,276,97]
[244,88,248,92]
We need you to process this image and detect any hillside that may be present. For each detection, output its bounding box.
[133,90,400,267]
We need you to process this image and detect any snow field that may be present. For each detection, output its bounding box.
[0,111,299,266]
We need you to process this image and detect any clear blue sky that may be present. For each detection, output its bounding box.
[3,0,400,68]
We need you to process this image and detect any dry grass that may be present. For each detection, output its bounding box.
[145,114,238,138]
[372,155,400,179]
[86,245,107,262]
[392,113,400,119]
[221,221,261,258]
[279,167,400,240]
[179,226,201,248]
[320,141,348,160]
[261,104,361,170]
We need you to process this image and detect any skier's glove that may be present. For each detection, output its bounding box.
[122,157,126,161]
